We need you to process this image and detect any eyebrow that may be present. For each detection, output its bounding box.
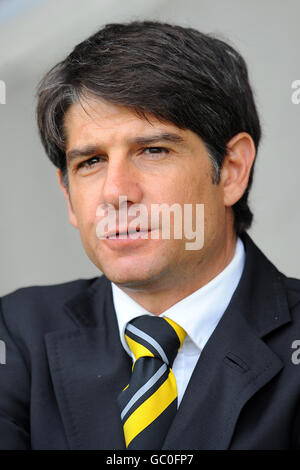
[66,132,186,163]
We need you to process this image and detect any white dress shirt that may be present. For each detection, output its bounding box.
[111,236,246,406]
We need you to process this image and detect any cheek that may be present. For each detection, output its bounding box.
[151,167,199,203]
[179,167,224,231]
[178,171,209,203]
[71,187,100,232]
[203,185,225,235]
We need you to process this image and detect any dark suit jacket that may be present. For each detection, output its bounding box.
[0,231,300,450]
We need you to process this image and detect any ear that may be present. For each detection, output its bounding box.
[56,169,78,228]
[220,132,256,207]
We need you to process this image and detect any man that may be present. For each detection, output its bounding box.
[0,20,299,450]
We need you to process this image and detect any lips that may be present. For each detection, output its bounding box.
[106,227,148,238]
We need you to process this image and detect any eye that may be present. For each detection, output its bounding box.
[143,147,170,156]
[77,156,104,169]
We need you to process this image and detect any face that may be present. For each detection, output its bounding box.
[60,96,232,292]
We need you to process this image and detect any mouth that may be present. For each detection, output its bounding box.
[105,227,150,239]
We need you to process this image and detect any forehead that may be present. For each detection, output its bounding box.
[63,96,190,149]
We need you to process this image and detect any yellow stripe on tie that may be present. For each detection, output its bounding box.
[123,369,177,447]
[163,317,186,349]
[125,334,154,361]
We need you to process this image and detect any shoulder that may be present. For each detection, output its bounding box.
[241,231,300,316]
[0,276,106,333]
[1,277,99,308]
[283,275,300,293]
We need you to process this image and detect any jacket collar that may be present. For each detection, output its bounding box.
[233,231,290,337]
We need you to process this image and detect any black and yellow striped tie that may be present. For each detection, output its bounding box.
[117,314,186,449]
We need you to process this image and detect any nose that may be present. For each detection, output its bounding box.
[102,155,143,210]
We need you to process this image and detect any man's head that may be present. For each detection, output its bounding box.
[36,21,260,291]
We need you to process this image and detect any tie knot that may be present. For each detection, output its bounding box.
[124,315,186,367]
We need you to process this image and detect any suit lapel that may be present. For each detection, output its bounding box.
[163,232,291,450]
[45,276,131,450]
[162,306,284,450]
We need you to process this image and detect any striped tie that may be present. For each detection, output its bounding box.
[117,314,186,449]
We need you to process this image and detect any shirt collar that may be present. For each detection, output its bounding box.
[111,237,246,356]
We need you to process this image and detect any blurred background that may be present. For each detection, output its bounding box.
[0,0,299,296]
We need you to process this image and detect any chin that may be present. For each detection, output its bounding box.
[104,271,152,286]
[101,263,166,289]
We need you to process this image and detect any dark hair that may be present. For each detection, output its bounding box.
[36,20,261,235]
